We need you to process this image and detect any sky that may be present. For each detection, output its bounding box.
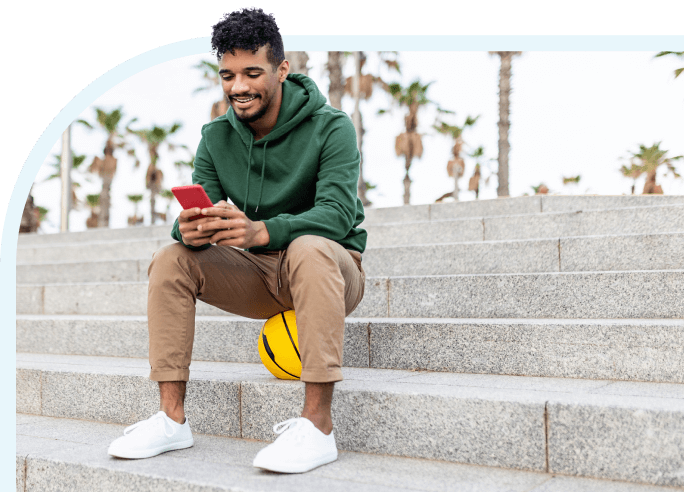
[29,49,684,232]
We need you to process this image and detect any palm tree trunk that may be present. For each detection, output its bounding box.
[403,154,412,205]
[327,51,344,110]
[494,52,519,197]
[285,52,309,75]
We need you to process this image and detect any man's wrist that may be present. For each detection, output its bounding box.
[258,221,270,247]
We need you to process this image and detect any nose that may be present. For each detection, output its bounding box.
[232,75,250,94]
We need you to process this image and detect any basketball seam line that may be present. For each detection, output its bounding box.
[281,312,301,361]
[262,331,298,379]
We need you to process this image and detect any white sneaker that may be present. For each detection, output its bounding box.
[108,411,194,459]
[253,417,338,473]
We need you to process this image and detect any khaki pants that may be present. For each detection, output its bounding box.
[147,235,366,383]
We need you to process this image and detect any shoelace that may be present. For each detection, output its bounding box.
[123,412,174,438]
[273,418,308,444]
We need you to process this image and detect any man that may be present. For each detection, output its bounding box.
[107,8,367,474]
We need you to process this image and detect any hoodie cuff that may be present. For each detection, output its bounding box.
[262,217,292,250]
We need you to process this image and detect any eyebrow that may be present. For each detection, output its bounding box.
[218,66,266,74]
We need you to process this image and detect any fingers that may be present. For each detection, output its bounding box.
[197,218,245,233]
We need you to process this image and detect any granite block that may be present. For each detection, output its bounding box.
[16,316,150,358]
[561,232,684,272]
[17,224,172,246]
[530,475,678,491]
[349,277,388,317]
[17,259,142,284]
[43,282,148,315]
[388,270,684,319]
[16,285,42,314]
[368,319,684,382]
[16,238,173,264]
[241,378,547,470]
[485,204,684,241]
[361,203,430,226]
[16,454,25,492]
[541,194,684,213]
[548,395,684,486]
[363,238,558,277]
[430,195,542,220]
[40,370,160,425]
[16,369,41,415]
[365,218,483,247]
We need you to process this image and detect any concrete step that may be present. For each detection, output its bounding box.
[16,315,684,384]
[16,237,175,264]
[364,194,684,225]
[17,270,684,319]
[366,203,684,247]
[19,414,675,492]
[18,195,682,247]
[16,353,684,486]
[16,231,684,283]
[16,201,684,261]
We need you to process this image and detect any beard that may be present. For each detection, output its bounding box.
[231,93,272,124]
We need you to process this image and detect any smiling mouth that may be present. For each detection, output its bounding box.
[231,95,258,103]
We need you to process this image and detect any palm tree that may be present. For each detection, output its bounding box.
[326,51,346,110]
[20,187,40,233]
[160,189,176,223]
[531,183,549,195]
[85,194,101,229]
[379,79,437,205]
[489,51,522,197]
[628,142,683,194]
[433,115,479,202]
[654,51,684,80]
[44,153,88,210]
[285,51,309,75]
[79,107,133,227]
[127,194,144,226]
[127,122,185,225]
[344,51,400,207]
[562,175,581,194]
[193,60,228,121]
[620,163,643,194]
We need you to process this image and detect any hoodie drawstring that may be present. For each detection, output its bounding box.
[276,249,284,295]
[243,138,254,212]
[255,141,268,213]
[243,138,268,215]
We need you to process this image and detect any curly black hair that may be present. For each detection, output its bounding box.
[211,8,285,69]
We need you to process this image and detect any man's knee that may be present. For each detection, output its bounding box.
[287,235,336,265]
[148,242,197,280]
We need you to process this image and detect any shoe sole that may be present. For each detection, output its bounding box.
[108,438,194,459]
[253,452,338,473]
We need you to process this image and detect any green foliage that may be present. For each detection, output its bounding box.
[562,175,581,185]
[46,154,87,181]
[193,60,221,93]
[629,142,683,178]
[127,194,143,203]
[160,189,175,200]
[655,51,684,78]
[37,206,49,222]
[86,194,100,208]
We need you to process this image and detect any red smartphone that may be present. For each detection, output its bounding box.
[171,185,214,220]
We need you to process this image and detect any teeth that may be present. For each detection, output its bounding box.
[234,96,256,103]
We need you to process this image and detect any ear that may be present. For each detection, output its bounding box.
[278,60,289,82]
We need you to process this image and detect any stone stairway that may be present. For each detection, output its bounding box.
[16,195,684,491]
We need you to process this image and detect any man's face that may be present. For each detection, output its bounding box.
[218,46,287,124]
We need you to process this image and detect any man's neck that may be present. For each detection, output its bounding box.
[249,85,283,141]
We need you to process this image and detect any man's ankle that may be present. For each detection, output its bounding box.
[301,412,333,435]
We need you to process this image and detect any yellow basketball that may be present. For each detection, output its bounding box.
[258,310,301,380]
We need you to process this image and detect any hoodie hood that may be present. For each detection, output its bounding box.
[225,73,328,212]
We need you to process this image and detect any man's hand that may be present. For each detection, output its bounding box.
[191,200,270,249]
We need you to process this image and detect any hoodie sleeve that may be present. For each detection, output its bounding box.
[261,113,360,249]
[170,133,227,251]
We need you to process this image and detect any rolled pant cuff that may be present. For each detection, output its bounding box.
[300,367,343,383]
[149,368,190,382]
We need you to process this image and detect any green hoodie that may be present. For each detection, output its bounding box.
[171,73,367,254]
